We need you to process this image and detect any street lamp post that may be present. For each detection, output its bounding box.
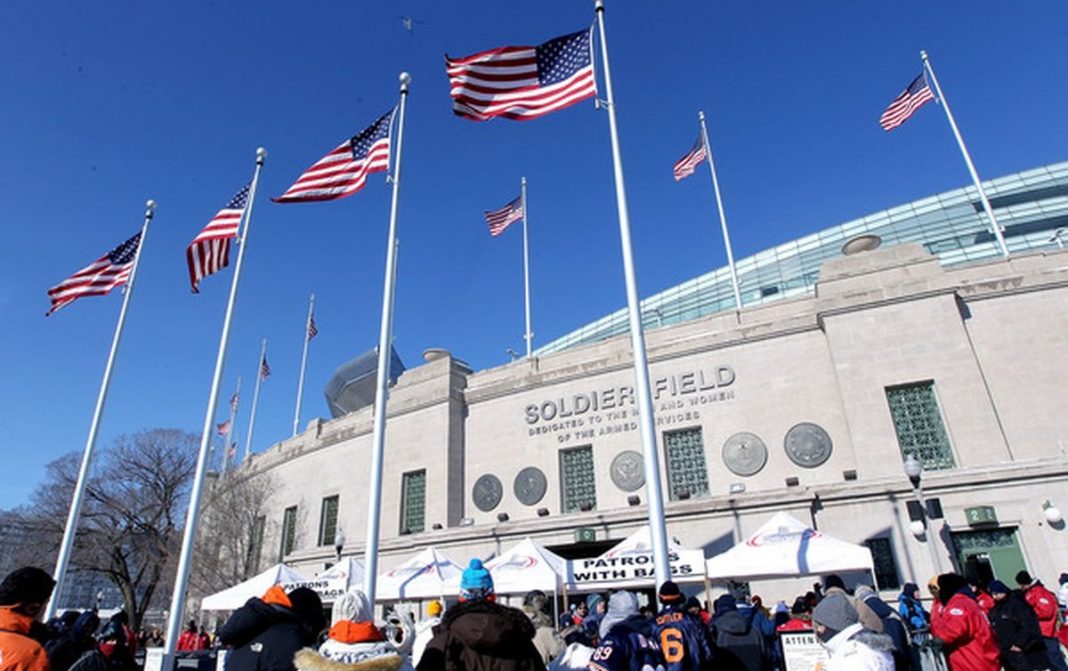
[904,454,944,576]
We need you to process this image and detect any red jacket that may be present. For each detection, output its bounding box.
[931,592,1000,671]
[0,606,51,671]
[974,591,994,615]
[1022,582,1060,638]
[176,629,201,651]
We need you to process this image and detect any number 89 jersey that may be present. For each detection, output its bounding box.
[653,610,714,671]
[589,618,666,671]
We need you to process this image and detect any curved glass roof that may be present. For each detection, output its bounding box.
[536,161,1068,355]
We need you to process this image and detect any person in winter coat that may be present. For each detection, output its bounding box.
[1016,570,1068,671]
[522,591,565,665]
[987,580,1049,671]
[581,595,607,645]
[293,586,411,671]
[177,620,202,651]
[897,583,929,635]
[416,558,545,671]
[969,583,994,615]
[823,576,884,633]
[930,573,999,671]
[411,601,443,668]
[219,585,326,671]
[652,581,712,671]
[588,590,665,671]
[854,586,911,671]
[776,599,813,632]
[811,592,895,671]
[46,611,104,671]
[709,594,766,671]
[0,566,56,671]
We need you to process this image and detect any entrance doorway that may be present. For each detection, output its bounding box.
[950,527,1027,586]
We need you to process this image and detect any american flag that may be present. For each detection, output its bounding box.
[216,420,231,436]
[187,184,249,293]
[484,196,523,236]
[227,442,237,459]
[273,108,395,203]
[259,353,271,381]
[880,73,935,131]
[229,391,239,413]
[446,28,596,121]
[673,136,707,182]
[308,312,318,340]
[47,232,142,315]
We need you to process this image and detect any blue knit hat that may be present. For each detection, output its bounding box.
[460,558,494,601]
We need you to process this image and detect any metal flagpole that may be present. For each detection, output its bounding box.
[920,50,1009,258]
[163,148,266,663]
[293,294,315,436]
[521,177,533,358]
[363,73,410,604]
[45,199,156,621]
[222,377,241,471]
[244,337,267,459]
[593,0,671,586]
[698,111,743,310]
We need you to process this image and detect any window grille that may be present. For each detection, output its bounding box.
[318,495,339,546]
[664,427,709,501]
[401,470,426,534]
[886,382,955,470]
[279,506,297,560]
[560,446,596,513]
[864,537,901,590]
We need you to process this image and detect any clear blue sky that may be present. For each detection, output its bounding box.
[3,1,1066,508]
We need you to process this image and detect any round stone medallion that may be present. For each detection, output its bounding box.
[610,450,645,492]
[513,467,548,506]
[722,432,769,477]
[472,474,503,512]
[783,422,833,468]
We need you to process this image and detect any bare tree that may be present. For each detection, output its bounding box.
[189,470,278,607]
[21,429,197,629]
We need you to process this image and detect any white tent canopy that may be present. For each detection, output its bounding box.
[283,556,366,604]
[568,525,705,590]
[200,563,310,611]
[601,526,685,558]
[377,547,462,601]
[705,512,875,581]
[485,537,569,594]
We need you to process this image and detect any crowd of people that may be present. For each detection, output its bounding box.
[3,562,1068,671]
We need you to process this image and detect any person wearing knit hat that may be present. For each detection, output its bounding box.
[294,586,412,671]
[459,558,494,602]
[589,591,666,671]
[1014,570,1068,671]
[930,573,1000,671]
[521,590,564,664]
[654,580,713,671]
[811,592,894,671]
[218,585,326,671]
[417,559,543,670]
[0,567,55,671]
[410,602,444,669]
[988,579,1050,671]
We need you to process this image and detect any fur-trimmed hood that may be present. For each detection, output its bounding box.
[293,647,411,671]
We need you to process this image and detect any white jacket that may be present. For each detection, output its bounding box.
[410,616,440,668]
[823,623,895,671]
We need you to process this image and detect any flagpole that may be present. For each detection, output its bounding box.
[163,148,265,662]
[244,337,267,459]
[698,111,743,310]
[920,50,1009,258]
[223,376,241,471]
[593,0,670,586]
[45,200,156,621]
[520,177,534,358]
[293,294,315,436]
[363,72,410,605]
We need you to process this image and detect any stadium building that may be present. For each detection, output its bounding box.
[227,161,1068,599]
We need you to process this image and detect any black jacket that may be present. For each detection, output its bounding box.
[219,598,321,671]
[415,600,545,671]
[710,610,765,671]
[988,593,1049,671]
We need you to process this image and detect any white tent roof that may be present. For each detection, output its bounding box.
[600,526,686,558]
[377,547,462,601]
[705,512,875,581]
[200,563,310,611]
[317,556,366,588]
[566,526,703,590]
[485,537,569,594]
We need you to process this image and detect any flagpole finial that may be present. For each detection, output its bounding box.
[256,147,268,164]
[594,0,604,11]
[698,110,705,121]
[920,50,929,61]
[399,72,411,93]
[145,199,156,215]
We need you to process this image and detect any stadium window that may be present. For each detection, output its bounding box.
[318,495,339,546]
[279,506,297,561]
[663,427,709,501]
[886,381,955,470]
[400,470,427,534]
[247,515,265,576]
[559,445,596,513]
[864,537,902,591]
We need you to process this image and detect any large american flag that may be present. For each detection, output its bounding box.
[216,420,231,436]
[273,108,395,203]
[307,312,319,341]
[880,73,935,131]
[187,184,249,293]
[259,353,271,381]
[673,136,707,181]
[446,28,596,121]
[47,232,142,315]
[484,195,524,236]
